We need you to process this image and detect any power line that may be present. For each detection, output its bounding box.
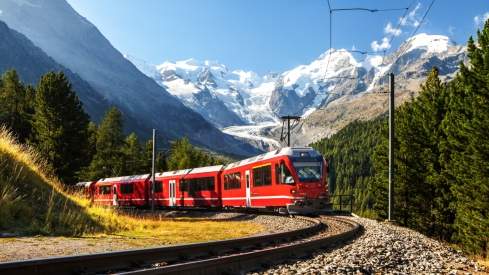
[409,0,436,39]
[381,0,417,66]
[323,1,410,82]
[324,0,333,81]
[388,0,437,63]
[331,7,408,13]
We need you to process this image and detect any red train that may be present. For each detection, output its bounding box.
[87,147,329,214]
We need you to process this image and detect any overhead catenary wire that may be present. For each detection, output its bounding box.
[318,0,418,111]
[385,0,437,65]
[331,7,408,13]
[381,0,417,66]
[323,0,411,82]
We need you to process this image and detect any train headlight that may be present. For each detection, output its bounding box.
[290,189,297,194]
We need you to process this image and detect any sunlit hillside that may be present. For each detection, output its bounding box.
[0,127,261,241]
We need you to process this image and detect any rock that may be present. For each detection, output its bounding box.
[250,216,481,274]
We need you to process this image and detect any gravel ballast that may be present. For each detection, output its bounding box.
[0,212,310,262]
[252,216,485,274]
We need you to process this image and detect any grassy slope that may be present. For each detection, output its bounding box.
[0,127,261,241]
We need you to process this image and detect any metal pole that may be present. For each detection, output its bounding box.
[151,129,156,212]
[287,118,291,147]
[388,73,395,221]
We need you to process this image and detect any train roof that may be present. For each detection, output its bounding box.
[155,165,223,178]
[97,174,150,183]
[75,181,92,187]
[225,147,321,170]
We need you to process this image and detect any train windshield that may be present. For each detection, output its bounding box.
[292,162,322,183]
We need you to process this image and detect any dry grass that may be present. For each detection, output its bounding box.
[475,256,489,270]
[0,127,262,242]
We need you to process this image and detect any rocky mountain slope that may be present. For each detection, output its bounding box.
[129,34,466,149]
[290,34,466,145]
[125,56,280,128]
[0,0,258,156]
[0,20,110,121]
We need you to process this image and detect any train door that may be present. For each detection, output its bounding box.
[245,170,251,207]
[112,185,118,206]
[169,180,176,207]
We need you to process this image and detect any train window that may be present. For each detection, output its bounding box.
[99,185,111,194]
[120,183,134,194]
[181,177,215,192]
[275,162,294,185]
[224,172,241,190]
[179,180,188,192]
[253,165,272,187]
[154,181,163,193]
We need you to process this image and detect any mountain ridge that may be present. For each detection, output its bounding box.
[0,0,260,156]
[127,33,466,149]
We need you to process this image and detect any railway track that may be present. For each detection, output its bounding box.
[0,215,361,275]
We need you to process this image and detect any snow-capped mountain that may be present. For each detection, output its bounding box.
[125,57,280,128]
[270,49,367,118]
[290,33,466,146]
[128,33,466,149]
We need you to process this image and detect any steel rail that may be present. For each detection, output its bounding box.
[0,216,322,275]
[118,216,361,275]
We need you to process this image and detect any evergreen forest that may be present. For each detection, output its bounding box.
[312,21,489,257]
[0,71,226,185]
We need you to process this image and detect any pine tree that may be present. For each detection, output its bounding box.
[143,139,167,173]
[166,137,222,171]
[85,107,125,180]
[122,132,144,175]
[0,70,33,142]
[443,20,489,256]
[167,138,194,170]
[413,68,453,239]
[86,121,98,160]
[32,72,90,184]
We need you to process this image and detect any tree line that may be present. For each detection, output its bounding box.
[0,70,225,185]
[313,21,489,257]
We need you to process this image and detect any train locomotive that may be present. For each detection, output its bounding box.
[87,147,329,214]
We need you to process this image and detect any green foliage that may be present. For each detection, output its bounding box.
[143,139,167,172]
[312,20,489,257]
[122,133,145,175]
[0,70,34,142]
[441,21,489,256]
[84,107,125,179]
[0,129,103,235]
[31,72,90,184]
[167,137,224,170]
[311,116,385,215]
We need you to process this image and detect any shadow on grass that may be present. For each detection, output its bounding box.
[0,153,104,236]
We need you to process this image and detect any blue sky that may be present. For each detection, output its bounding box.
[67,0,488,74]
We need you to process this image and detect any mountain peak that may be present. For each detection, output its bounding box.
[403,33,455,54]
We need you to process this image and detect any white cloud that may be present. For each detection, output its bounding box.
[474,12,489,28]
[371,37,391,52]
[384,22,401,36]
[401,3,421,27]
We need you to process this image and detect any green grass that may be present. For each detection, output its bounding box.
[0,127,262,241]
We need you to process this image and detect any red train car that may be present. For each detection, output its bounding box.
[92,174,150,207]
[221,147,328,213]
[89,147,328,214]
[155,166,222,208]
